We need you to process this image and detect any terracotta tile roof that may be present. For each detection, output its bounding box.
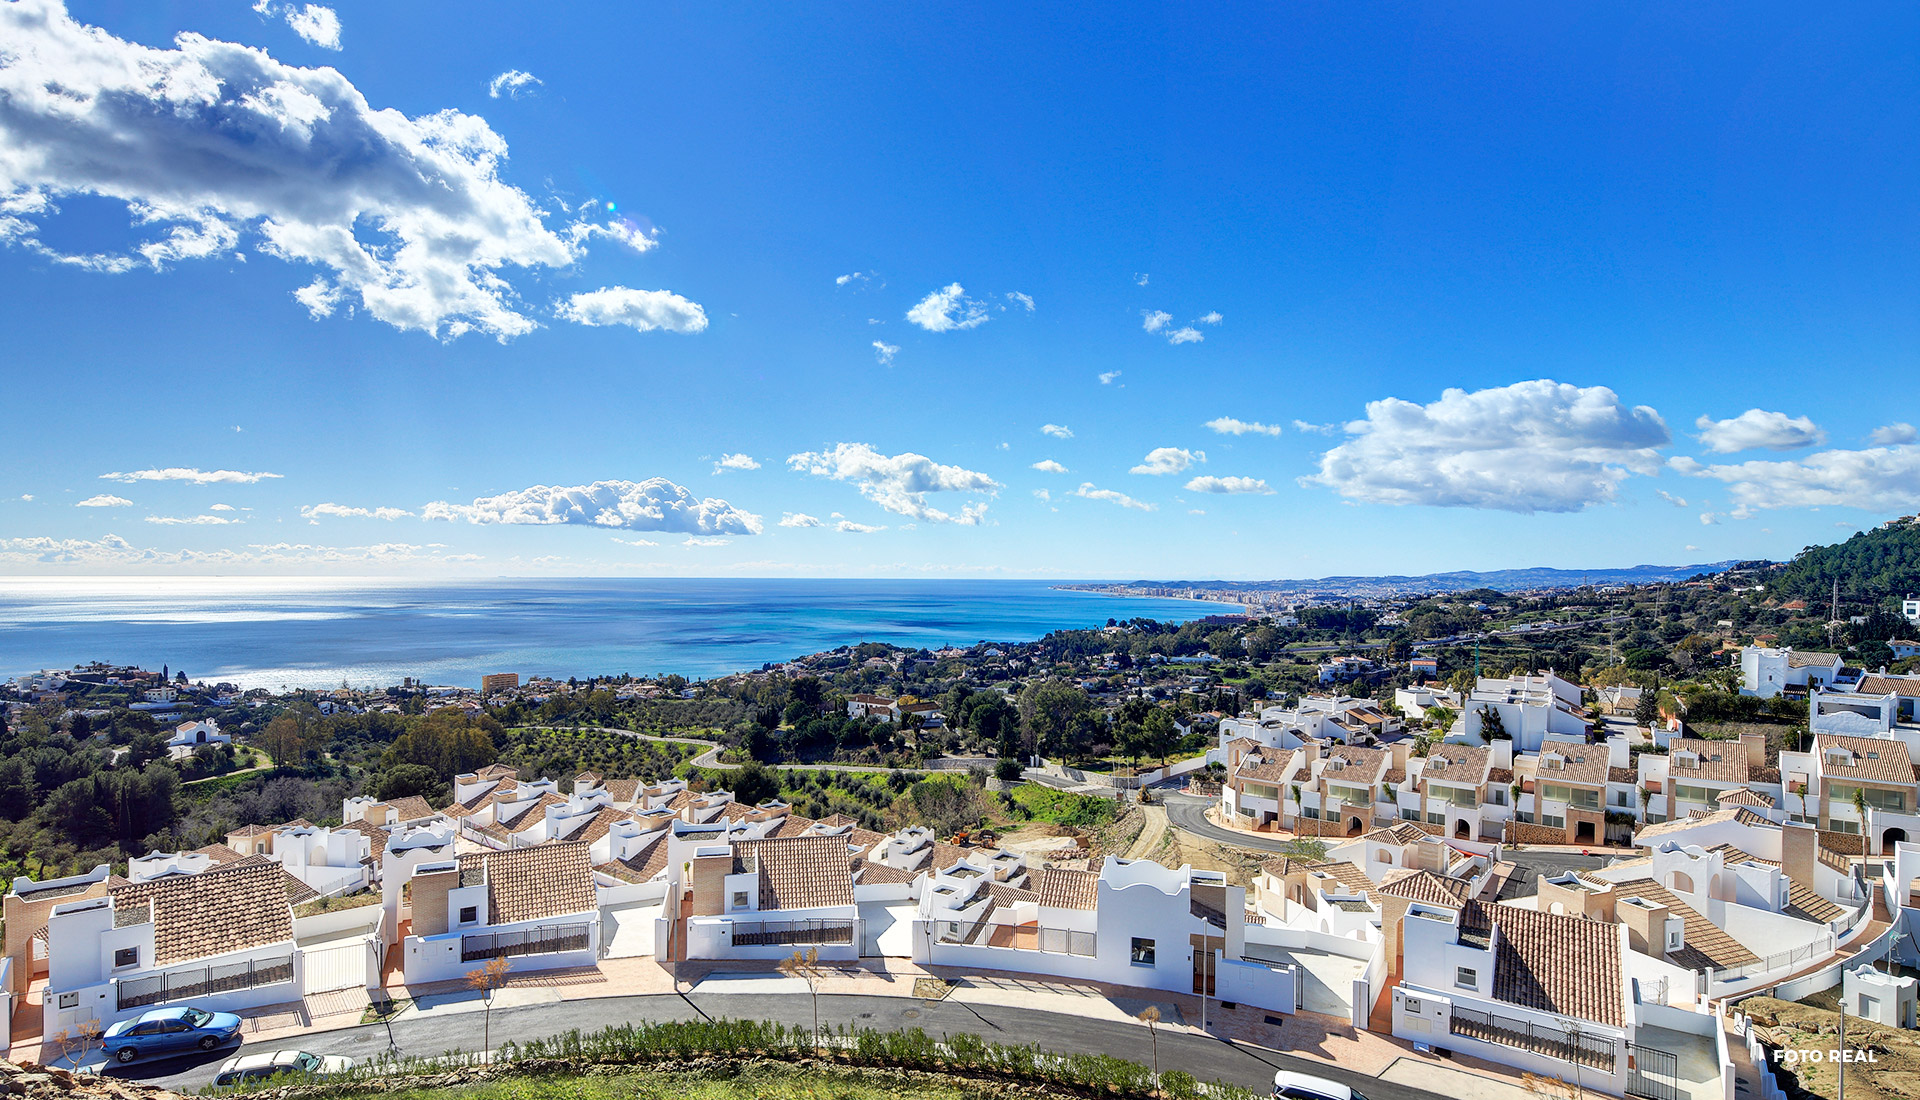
[1608,878,1759,971]
[1461,901,1624,1028]
[1035,867,1100,910]
[383,796,439,822]
[600,778,642,804]
[453,777,521,815]
[1488,767,1514,785]
[1233,748,1295,784]
[458,842,597,924]
[1609,767,1638,784]
[1376,869,1471,908]
[110,860,293,967]
[1668,740,1750,785]
[226,824,273,839]
[986,881,1038,907]
[1815,734,1916,785]
[475,763,519,780]
[1715,787,1774,808]
[1258,856,1315,879]
[191,843,245,865]
[601,836,672,883]
[854,862,920,886]
[1785,651,1839,669]
[735,834,855,911]
[1362,821,1432,846]
[1853,674,1920,698]
[1635,805,1771,841]
[1306,862,1377,896]
[563,807,633,847]
[1320,744,1389,783]
[767,815,818,839]
[1530,745,1609,787]
[1421,745,1491,786]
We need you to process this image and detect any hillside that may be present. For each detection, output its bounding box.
[1091,561,1738,598]
[1767,514,1920,605]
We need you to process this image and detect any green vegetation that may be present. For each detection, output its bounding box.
[1001,783,1117,827]
[1768,514,1920,605]
[506,726,705,780]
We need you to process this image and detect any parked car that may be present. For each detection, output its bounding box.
[212,1049,354,1087]
[1273,1070,1368,1100]
[102,1006,243,1063]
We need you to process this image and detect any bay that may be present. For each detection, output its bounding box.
[0,577,1224,690]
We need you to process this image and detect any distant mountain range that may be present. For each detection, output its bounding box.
[1065,561,1746,600]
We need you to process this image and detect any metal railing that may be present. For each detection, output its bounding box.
[1708,935,1833,983]
[460,921,592,962]
[116,954,295,1010]
[727,918,855,947]
[1447,1005,1617,1071]
[934,919,1095,957]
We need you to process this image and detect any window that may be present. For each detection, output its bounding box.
[1400,808,1421,821]
[1329,783,1372,806]
[1301,806,1321,820]
[1454,966,1478,989]
[458,905,478,924]
[1541,813,1566,829]
[732,890,750,909]
[57,992,78,1010]
[1130,937,1156,966]
[1244,781,1280,802]
[1828,818,1861,835]
[1426,812,1446,825]
[1673,784,1718,809]
[113,946,139,969]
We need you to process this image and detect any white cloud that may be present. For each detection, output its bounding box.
[1694,409,1826,453]
[284,5,340,49]
[1131,447,1204,476]
[1073,483,1155,511]
[145,514,241,525]
[836,519,885,533]
[424,478,762,534]
[18,495,31,501]
[1205,417,1282,437]
[1141,310,1171,333]
[1041,424,1074,439]
[1675,444,1920,516]
[835,271,869,286]
[1197,311,1223,325]
[1099,370,1121,385]
[0,533,477,568]
[1655,490,1689,508]
[487,70,541,99]
[1185,476,1273,494]
[1166,326,1204,345]
[209,503,237,511]
[872,340,899,366]
[1005,291,1035,312]
[610,536,658,546]
[786,443,999,525]
[299,502,412,521]
[1684,544,1700,551]
[557,287,707,334]
[1871,423,1918,445]
[1134,273,1149,287]
[1292,420,1338,434]
[0,2,664,340]
[906,283,989,332]
[713,453,760,474]
[1699,513,1720,525]
[1303,379,1670,513]
[1032,489,1050,502]
[1030,460,1069,474]
[682,536,731,547]
[778,513,823,528]
[75,494,132,507]
[101,468,282,485]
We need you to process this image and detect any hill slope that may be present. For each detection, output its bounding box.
[1768,514,1920,604]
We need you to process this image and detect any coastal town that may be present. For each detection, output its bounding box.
[3,521,1919,1100]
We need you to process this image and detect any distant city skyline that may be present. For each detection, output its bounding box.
[4,1,1918,579]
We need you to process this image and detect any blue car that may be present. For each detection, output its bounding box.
[103,1006,243,1063]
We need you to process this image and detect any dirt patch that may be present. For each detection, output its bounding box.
[1738,995,1920,1100]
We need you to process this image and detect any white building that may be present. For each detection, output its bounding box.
[400,843,600,984]
[166,719,229,760]
[1739,647,1845,699]
[1461,673,1588,751]
[1904,597,1920,625]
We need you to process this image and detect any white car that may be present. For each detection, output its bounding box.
[212,1049,354,1088]
[1273,1069,1368,1100]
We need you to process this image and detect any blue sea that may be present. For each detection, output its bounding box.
[0,578,1224,690]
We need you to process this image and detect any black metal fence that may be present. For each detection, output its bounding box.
[1448,1005,1618,1071]
[1626,1041,1680,1100]
[460,922,592,962]
[116,954,295,1011]
[728,919,856,947]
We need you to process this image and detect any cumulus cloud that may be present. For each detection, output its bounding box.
[835,271,869,286]
[1131,447,1204,476]
[1185,476,1273,494]
[610,536,658,547]
[1871,423,1918,445]
[424,478,762,534]
[1073,483,1155,511]
[145,514,241,525]
[906,283,989,332]
[75,494,132,507]
[1694,409,1826,453]
[1041,424,1073,439]
[487,70,541,99]
[1141,310,1172,333]
[778,513,823,528]
[557,287,707,334]
[682,536,730,547]
[101,468,282,484]
[713,453,760,474]
[836,519,885,533]
[1205,417,1282,437]
[1030,460,1069,474]
[0,533,477,568]
[872,340,899,366]
[1166,326,1204,345]
[1099,370,1121,385]
[282,5,340,49]
[1699,512,1720,525]
[786,443,1000,525]
[1005,291,1035,312]
[1197,311,1223,325]
[209,503,237,511]
[299,502,412,521]
[1304,379,1670,513]
[0,2,671,340]
[1675,444,1920,516]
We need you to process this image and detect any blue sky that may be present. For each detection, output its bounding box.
[3,0,1919,579]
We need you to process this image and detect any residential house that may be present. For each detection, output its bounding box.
[401,843,600,984]
[1739,647,1846,699]
[1514,741,1610,845]
[1462,673,1589,751]
[165,719,229,760]
[1779,734,1918,851]
[1220,744,1302,832]
[667,828,860,961]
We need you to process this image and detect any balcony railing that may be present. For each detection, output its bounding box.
[116,954,295,1011]
[726,918,855,947]
[460,921,592,962]
[1448,1005,1616,1071]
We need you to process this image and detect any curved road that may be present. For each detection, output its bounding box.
[1163,792,1314,854]
[116,990,1446,1100]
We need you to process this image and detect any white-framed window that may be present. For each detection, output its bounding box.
[1131,937,1156,966]
[732,890,749,909]
[113,946,139,969]
[1454,966,1477,989]
[458,905,478,924]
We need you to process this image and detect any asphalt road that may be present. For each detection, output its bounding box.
[1164,792,1310,853]
[114,991,1447,1100]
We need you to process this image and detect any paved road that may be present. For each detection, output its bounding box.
[1163,793,1314,853]
[115,991,1446,1100]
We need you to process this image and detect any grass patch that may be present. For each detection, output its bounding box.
[312,1064,1105,1100]
[294,889,382,919]
[1003,783,1117,827]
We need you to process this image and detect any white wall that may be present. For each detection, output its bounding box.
[401,913,599,985]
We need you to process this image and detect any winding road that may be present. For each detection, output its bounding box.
[116,990,1448,1100]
